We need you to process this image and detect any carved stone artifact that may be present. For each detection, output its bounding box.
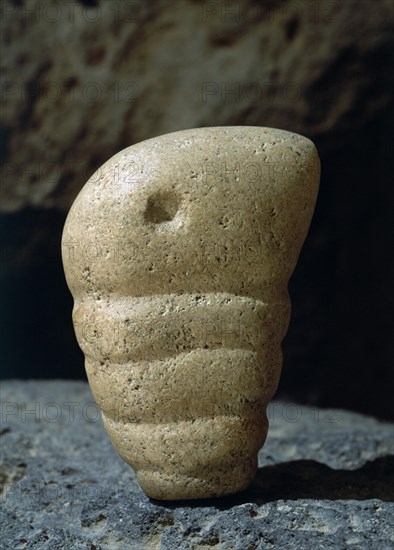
[62,127,320,499]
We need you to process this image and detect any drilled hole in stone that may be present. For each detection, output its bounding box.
[144,192,179,224]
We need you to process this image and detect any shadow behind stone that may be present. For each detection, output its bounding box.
[156,455,394,510]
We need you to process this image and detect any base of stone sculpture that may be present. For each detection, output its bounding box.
[138,459,257,501]
[103,409,268,500]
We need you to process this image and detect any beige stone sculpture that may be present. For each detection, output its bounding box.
[62,127,320,500]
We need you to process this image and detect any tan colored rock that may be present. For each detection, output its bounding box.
[62,126,320,499]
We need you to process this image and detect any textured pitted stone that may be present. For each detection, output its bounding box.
[1,381,393,550]
[62,126,320,499]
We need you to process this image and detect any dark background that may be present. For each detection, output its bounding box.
[1,0,393,419]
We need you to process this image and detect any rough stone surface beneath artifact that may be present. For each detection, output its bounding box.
[1,381,393,549]
[62,126,320,499]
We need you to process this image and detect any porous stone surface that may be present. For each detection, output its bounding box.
[1,381,393,549]
[61,126,320,499]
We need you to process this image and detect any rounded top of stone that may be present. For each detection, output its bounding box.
[62,126,320,300]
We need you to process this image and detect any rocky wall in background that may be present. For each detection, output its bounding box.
[1,0,393,418]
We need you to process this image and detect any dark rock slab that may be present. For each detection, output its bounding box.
[1,380,393,549]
